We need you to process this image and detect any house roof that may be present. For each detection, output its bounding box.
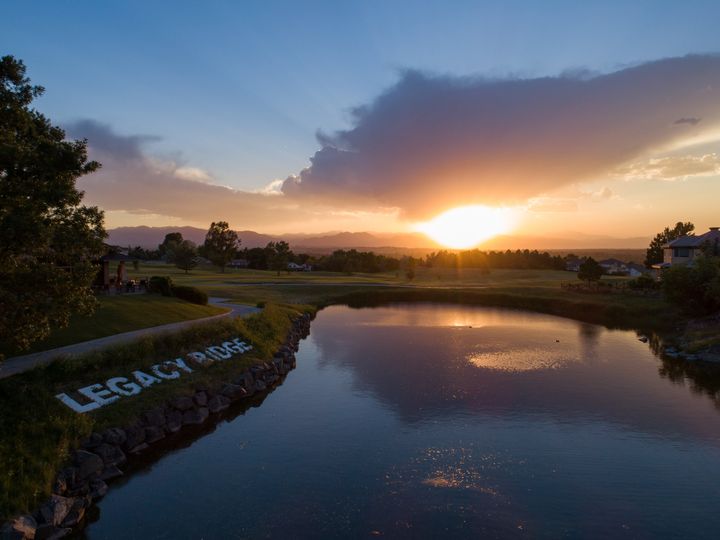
[626,262,649,273]
[598,258,626,266]
[666,227,720,248]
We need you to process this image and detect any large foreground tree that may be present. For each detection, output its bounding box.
[0,56,105,355]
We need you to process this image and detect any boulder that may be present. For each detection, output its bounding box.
[207,395,230,413]
[193,391,208,407]
[123,424,146,451]
[34,524,71,540]
[144,425,165,444]
[182,407,209,425]
[221,383,246,401]
[59,498,86,528]
[94,444,126,467]
[100,465,123,482]
[101,427,126,446]
[79,432,103,450]
[1,515,36,539]
[39,495,74,527]
[233,371,254,390]
[52,468,75,496]
[254,380,267,392]
[127,442,149,454]
[169,396,195,411]
[165,410,182,433]
[73,451,103,482]
[89,479,108,500]
[142,407,166,428]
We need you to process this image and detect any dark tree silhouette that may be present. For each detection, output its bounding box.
[0,56,105,354]
[167,240,198,274]
[577,257,604,283]
[202,221,239,272]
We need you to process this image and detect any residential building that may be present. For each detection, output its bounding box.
[663,227,720,266]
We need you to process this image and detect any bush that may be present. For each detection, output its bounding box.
[628,274,659,290]
[662,256,720,315]
[171,285,208,305]
[148,275,173,297]
[578,257,604,283]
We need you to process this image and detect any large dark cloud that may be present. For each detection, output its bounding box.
[283,55,720,218]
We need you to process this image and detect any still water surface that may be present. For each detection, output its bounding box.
[83,304,720,539]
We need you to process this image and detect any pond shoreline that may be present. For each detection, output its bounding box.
[0,313,313,540]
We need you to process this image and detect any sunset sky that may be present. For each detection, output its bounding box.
[5,1,720,246]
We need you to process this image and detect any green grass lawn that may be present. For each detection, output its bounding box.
[13,295,227,356]
[116,262,675,330]
[11,261,671,357]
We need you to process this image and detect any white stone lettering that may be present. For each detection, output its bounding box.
[187,351,209,365]
[55,392,101,413]
[106,377,142,396]
[208,346,232,360]
[167,357,194,373]
[233,338,252,352]
[152,364,180,380]
[56,337,253,412]
[132,370,161,388]
[78,383,120,407]
[222,341,240,354]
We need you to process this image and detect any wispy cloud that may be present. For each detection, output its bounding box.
[616,153,720,181]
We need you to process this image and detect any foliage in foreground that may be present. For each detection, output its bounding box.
[0,55,106,355]
[0,304,310,520]
[662,256,720,315]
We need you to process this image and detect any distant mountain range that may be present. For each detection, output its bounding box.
[107,226,649,252]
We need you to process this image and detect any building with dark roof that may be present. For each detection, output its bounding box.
[663,227,720,266]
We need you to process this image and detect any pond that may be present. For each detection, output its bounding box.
[81,304,720,539]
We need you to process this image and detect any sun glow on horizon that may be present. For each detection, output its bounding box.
[415,205,516,249]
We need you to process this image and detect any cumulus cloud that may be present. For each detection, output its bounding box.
[282,55,720,219]
[616,153,720,180]
[64,121,315,228]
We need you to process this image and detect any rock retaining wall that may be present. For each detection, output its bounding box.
[1,313,313,540]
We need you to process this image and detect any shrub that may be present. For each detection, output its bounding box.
[662,256,720,315]
[628,274,659,290]
[148,275,173,296]
[578,257,604,283]
[172,285,208,305]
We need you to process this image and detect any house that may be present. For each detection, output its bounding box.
[287,262,312,271]
[565,258,583,272]
[598,258,628,275]
[663,227,720,266]
[228,258,249,268]
[626,262,650,277]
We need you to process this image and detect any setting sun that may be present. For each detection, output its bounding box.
[415,205,516,249]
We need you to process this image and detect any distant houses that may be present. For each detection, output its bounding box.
[565,256,651,277]
[287,262,312,271]
[228,258,249,268]
[661,226,720,267]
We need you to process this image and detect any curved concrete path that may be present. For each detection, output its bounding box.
[0,298,260,379]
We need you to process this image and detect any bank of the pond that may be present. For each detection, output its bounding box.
[0,304,314,538]
[331,287,680,333]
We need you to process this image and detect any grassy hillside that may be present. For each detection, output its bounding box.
[5,295,227,357]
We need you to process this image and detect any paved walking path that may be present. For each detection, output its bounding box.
[0,298,260,379]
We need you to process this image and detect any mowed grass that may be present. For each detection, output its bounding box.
[8,263,673,357]
[0,304,310,520]
[10,295,227,356]
[125,262,675,330]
